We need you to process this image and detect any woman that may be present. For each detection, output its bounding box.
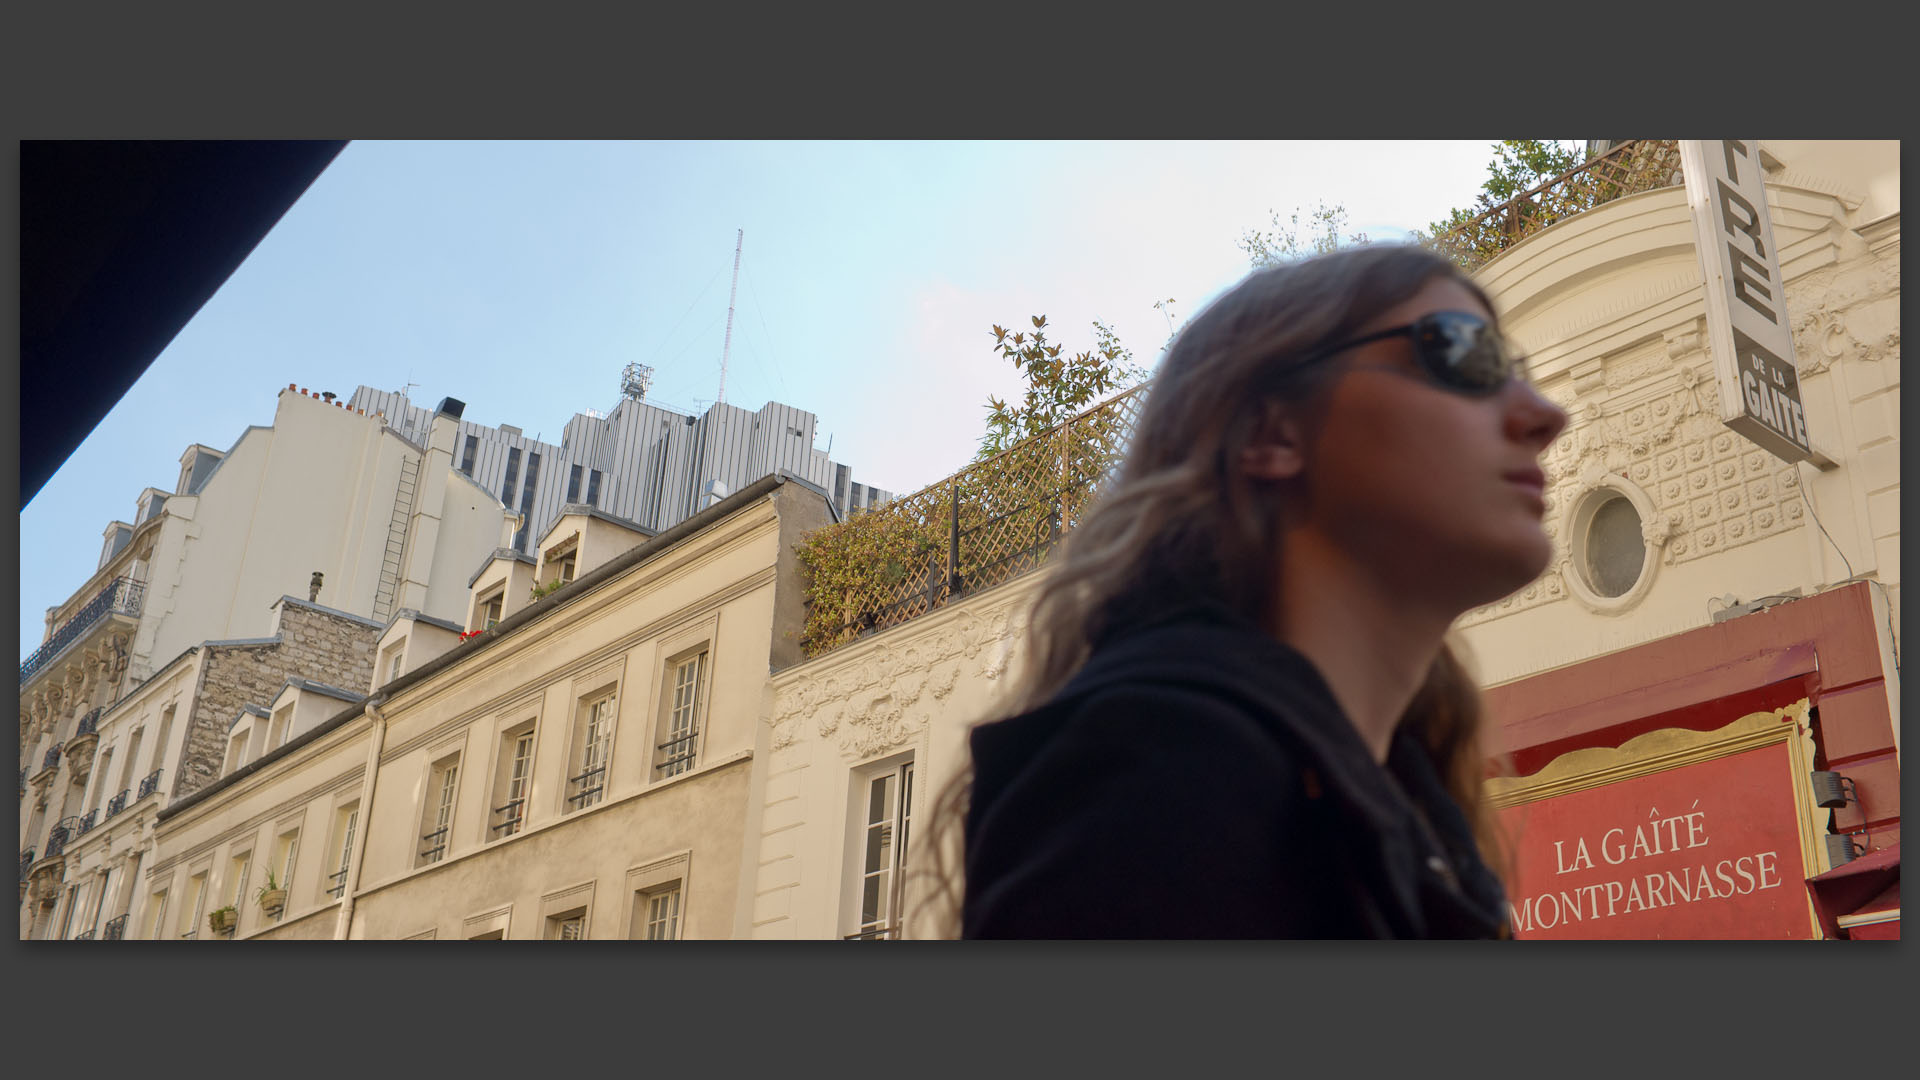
[927,243,1567,938]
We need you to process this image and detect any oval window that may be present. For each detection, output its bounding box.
[1583,495,1646,598]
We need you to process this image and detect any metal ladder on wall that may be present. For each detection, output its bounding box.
[371,453,420,623]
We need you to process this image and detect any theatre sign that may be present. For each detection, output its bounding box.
[1679,140,1812,463]
[1490,703,1824,940]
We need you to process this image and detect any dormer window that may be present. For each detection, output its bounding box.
[556,554,575,585]
[478,590,504,631]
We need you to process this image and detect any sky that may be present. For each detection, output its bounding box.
[20,139,1516,658]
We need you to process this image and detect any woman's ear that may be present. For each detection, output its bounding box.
[1238,402,1307,481]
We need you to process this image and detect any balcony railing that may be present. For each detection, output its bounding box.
[798,384,1147,658]
[107,790,129,817]
[20,577,146,684]
[45,817,78,858]
[489,799,526,837]
[103,914,129,941]
[73,929,96,940]
[418,826,449,864]
[73,707,103,740]
[1428,139,1685,271]
[40,747,62,774]
[565,764,606,808]
[19,849,33,878]
[76,809,99,836]
[327,868,349,899]
[137,769,163,800]
[844,925,898,940]
[654,730,699,779]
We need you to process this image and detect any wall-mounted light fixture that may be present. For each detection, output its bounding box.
[1824,832,1865,867]
[1809,770,1857,809]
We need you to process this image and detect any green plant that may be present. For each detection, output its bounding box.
[530,578,565,602]
[1239,199,1370,268]
[254,868,281,902]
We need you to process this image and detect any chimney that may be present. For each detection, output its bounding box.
[309,571,324,603]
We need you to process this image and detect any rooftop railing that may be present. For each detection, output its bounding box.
[798,383,1148,658]
[1428,139,1684,271]
[20,577,146,685]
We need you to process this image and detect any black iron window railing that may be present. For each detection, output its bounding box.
[73,929,96,940]
[76,809,99,836]
[45,818,78,858]
[107,790,129,817]
[418,826,450,864]
[137,769,163,800]
[327,869,349,899]
[103,914,129,940]
[40,747,62,774]
[489,799,526,837]
[74,707,104,740]
[654,730,700,778]
[565,765,606,807]
[19,850,34,878]
[20,577,146,684]
[843,925,897,941]
[180,929,197,940]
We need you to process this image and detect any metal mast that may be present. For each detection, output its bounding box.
[718,228,742,405]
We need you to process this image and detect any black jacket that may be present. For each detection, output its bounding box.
[962,605,1509,938]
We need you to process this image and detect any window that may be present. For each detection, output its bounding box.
[477,589,504,632]
[327,802,359,900]
[567,689,616,812]
[1583,494,1646,597]
[463,905,512,940]
[144,889,168,941]
[270,828,299,909]
[567,464,583,502]
[153,705,175,775]
[640,885,681,941]
[655,649,707,779]
[181,869,208,939]
[460,434,478,476]
[491,723,536,839]
[418,754,460,866]
[384,641,406,684]
[547,908,588,940]
[624,852,689,940]
[851,758,914,940]
[556,553,575,584]
[586,469,601,507]
[118,728,144,794]
[223,729,248,776]
[92,749,114,812]
[501,447,522,504]
[515,452,542,550]
[267,707,292,752]
[59,883,82,940]
[227,851,252,909]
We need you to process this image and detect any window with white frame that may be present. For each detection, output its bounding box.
[850,757,914,940]
[625,852,690,940]
[417,752,460,866]
[566,685,617,812]
[118,728,144,796]
[59,883,83,940]
[267,827,298,913]
[326,802,359,901]
[181,869,209,939]
[144,889,168,940]
[490,721,537,839]
[477,589,505,632]
[226,850,252,910]
[655,647,708,779]
[384,640,407,685]
[547,908,588,940]
[223,729,248,776]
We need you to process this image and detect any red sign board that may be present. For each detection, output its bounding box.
[1498,741,1814,939]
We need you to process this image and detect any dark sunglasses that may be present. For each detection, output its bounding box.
[1300,310,1525,396]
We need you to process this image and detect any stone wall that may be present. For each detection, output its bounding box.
[173,602,379,800]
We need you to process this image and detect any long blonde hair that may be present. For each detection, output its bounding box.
[916,245,1515,936]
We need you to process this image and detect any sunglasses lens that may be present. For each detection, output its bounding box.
[1418,314,1513,393]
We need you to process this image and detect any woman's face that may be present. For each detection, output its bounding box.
[1291,275,1569,613]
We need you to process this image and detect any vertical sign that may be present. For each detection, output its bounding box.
[1679,140,1810,463]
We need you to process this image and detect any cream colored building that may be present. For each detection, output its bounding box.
[143,474,834,940]
[746,139,1898,940]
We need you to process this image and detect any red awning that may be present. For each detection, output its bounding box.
[1805,843,1900,939]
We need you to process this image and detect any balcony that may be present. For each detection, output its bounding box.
[1428,139,1684,271]
[137,768,164,801]
[73,929,96,941]
[44,817,78,858]
[418,825,449,864]
[34,746,62,781]
[106,790,130,818]
[103,914,129,941]
[72,707,103,740]
[76,809,99,836]
[18,849,33,880]
[20,576,146,685]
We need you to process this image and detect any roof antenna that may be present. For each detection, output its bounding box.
[718,228,742,405]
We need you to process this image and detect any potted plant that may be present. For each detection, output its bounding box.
[255,869,287,918]
[208,905,238,936]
